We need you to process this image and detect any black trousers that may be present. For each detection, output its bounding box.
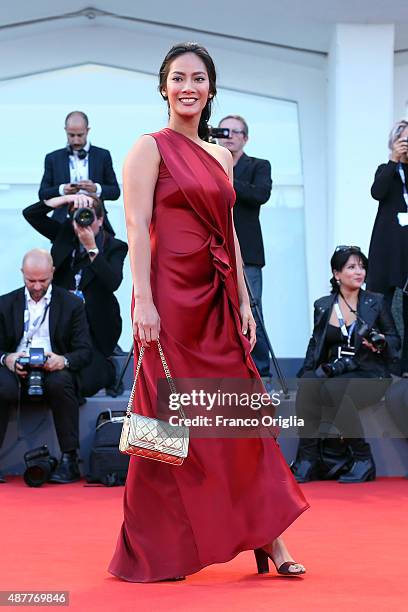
[296,370,391,460]
[0,368,79,452]
[244,265,271,377]
[79,348,115,398]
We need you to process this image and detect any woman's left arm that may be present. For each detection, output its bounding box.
[225,149,256,350]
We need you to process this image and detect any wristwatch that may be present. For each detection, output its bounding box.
[63,357,70,369]
[87,247,99,259]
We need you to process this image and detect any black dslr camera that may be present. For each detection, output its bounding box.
[23,445,58,487]
[357,323,386,352]
[316,321,387,378]
[317,346,358,378]
[208,126,230,139]
[72,207,95,227]
[16,347,48,396]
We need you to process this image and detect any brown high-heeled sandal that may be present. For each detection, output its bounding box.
[254,548,306,576]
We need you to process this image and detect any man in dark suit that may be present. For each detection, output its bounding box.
[0,249,92,483]
[38,111,120,234]
[218,115,272,378]
[23,194,128,398]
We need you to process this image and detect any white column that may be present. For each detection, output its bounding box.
[328,24,394,257]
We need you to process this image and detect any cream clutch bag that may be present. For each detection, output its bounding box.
[119,340,189,465]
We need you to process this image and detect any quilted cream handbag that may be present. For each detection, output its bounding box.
[119,340,189,465]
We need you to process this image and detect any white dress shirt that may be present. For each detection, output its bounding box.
[58,141,102,197]
[16,285,53,354]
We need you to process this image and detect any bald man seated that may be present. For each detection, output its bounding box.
[0,249,92,484]
[38,110,120,235]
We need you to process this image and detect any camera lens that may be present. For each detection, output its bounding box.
[23,446,58,487]
[27,370,45,396]
[369,332,386,352]
[23,464,50,487]
[321,356,358,378]
[73,208,95,227]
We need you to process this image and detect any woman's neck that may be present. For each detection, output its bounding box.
[339,287,360,306]
[168,116,201,143]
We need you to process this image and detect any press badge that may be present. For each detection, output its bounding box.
[337,345,355,359]
[70,289,85,302]
[398,212,408,227]
[70,272,85,302]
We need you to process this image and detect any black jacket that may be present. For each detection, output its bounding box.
[0,286,92,371]
[299,290,400,378]
[23,201,128,356]
[233,153,272,267]
[367,160,408,291]
[38,145,120,201]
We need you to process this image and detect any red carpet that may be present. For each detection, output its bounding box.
[1,477,407,611]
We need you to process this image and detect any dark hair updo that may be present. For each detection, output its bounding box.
[329,246,368,293]
[158,42,217,141]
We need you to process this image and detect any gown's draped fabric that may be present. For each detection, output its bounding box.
[109,128,309,582]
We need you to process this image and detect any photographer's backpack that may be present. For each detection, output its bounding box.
[86,410,130,486]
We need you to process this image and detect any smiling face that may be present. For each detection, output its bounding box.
[162,52,212,121]
[334,254,367,291]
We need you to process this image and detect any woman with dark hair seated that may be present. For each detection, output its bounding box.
[291,246,400,484]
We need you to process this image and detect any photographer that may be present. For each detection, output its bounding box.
[22,195,128,398]
[0,249,92,483]
[38,111,120,235]
[291,246,400,484]
[217,115,272,380]
[367,120,408,375]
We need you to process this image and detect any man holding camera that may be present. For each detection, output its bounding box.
[23,194,128,398]
[0,249,92,483]
[218,115,273,379]
[38,111,120,234]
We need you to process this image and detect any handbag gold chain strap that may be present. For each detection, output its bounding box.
[126,340,186,419]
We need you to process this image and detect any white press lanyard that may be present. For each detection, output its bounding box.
[74,271,83,292]
[71,249,85,287]
[334,301,356,347]
[398,163,408,210]
[23,299,50,349]
[70,251,86,301]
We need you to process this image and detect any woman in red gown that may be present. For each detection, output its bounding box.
[109,42,309,583]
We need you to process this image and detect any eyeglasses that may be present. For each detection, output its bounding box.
[230,129,245,136]
[335,245,361,252]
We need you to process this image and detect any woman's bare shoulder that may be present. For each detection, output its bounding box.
[203,141,232,173]
[124,134,161,168]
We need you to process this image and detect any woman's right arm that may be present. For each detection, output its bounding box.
[370,137,408,200]
[123,135,161,347]
[370,162,398,201]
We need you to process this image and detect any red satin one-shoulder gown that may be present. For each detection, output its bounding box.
[109,128,309,582]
